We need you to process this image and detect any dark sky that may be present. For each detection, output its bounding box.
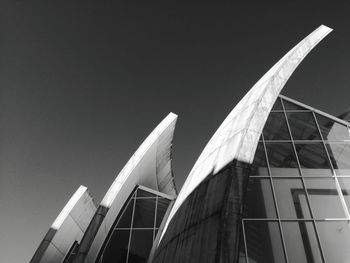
[1,1,350,262]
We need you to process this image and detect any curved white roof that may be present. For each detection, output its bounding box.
[31,186,96,263]
[160,25,332,243]
[100,112,178,208]
[85,112,177,263]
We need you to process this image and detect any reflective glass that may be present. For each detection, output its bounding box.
[250,142,269,176]
[265,142,300,176]
[281,222,322,263]
[244,178,277,218]
[287,112,322,140]
[133,198,156,228]
[244,221,286,263]
[272,179,311,218]
[101,230,130,263]
[116,198,135,228]
[315,113,350,141]
[99,187,172,263]
[295,143,332,176]
[316,221,350,263]
[326,143,350,175]
[282,99,307,111]
[263,112,291,140]
[337,177,350,212]
[156,198,171,227]
[304,178,346,218]
[271,97,283,111]
[128,230,154,263]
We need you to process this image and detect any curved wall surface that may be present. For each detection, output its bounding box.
[30,186,96,263]
[74,112,178,263]
[158,25,333,246]
[153,25,333,263]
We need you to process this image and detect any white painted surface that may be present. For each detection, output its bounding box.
[52,185,88,230]
[160,25,333,243]
[85,113,177,263]
[31,186,96,263]
[100,112,177,208]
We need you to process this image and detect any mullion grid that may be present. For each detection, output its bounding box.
[242,133,290,263]
[98,187,137,263]
[244,99,350,262]
[244,102,326,263]
[126,188,159,263]
[100,186,161,263]
[261,132,289,263]
[281,100,327,263]
[243,132,285,263]
[312,111,350,219]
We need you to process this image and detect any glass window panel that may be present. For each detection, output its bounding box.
[304,178,346,218]
[282,99,307,111]
[133,198,156,228]
[337,177,350,212]
[295,143,333,176]
[244,221,286,263]
[316,221,350,263]
[156,198,171,227]
[136,188,156,198]
[250,142,269,176]
[101,229,130,263]
[116,198,135,228]
[244,178,277,218]
[265,142,300,176]
[326,143,350,175]
[287,112,322,140]
[263,112,291,140]
[273,179,311,218]
[128,230,154,263]
[315,113,350,141]
[271,97,283,111]
[281,222,322,263]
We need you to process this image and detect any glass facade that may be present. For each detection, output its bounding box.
[97,186,171,263]
[240,96,350,263]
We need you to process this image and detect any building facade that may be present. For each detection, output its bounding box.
[237,95,350,263]
[32,25,350,263]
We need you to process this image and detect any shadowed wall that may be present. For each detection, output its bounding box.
[151,161,250,263]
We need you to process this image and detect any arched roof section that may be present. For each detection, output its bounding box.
[100,112,177,208]
[160,25,332,242]
[83,112,177,263]
[31,186,96,263]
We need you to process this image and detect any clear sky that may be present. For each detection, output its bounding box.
[1,1,350,262]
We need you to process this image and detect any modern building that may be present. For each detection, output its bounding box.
[31,186,97,263]
[31,113,178,263]
[32,25,350,263]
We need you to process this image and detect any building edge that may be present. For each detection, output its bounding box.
[158,25,333,246]
[74,112,178,263]
[30,186,97,263]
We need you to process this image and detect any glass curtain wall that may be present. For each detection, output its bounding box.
[97,186,171,263]
[239,96,350,263]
